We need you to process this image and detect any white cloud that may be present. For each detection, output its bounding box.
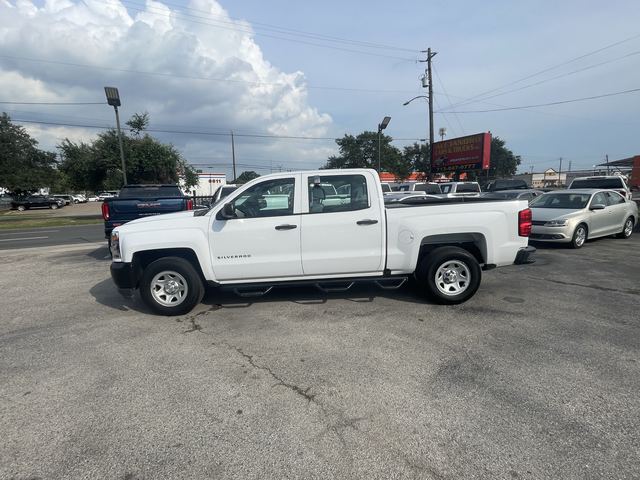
[0,0,334,175]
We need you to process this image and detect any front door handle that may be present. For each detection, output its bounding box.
[357,219,379,225]
[275,224,298,230]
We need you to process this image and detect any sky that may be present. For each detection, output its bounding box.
[1,0,639,178]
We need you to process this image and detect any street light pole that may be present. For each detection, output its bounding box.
[377,116,391,173]
[104,87,127,186]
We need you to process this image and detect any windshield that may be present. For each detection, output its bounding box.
[414,183,441,194]
[440,184,452,193]
[381,184,391,193]
[530,193,590,209]
[570,178,624,189]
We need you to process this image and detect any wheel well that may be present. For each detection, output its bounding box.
[132,248,206,282]
[418,233,487,266]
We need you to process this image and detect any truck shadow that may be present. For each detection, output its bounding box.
[90,278,431,315]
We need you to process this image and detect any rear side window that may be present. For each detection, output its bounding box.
[308,175,368,213]
[605,191,625,205]
[571,178,624,189]
[119,186,183,198]
[457,183,480,193]
[381,184,391,193]
[440,184,452,193]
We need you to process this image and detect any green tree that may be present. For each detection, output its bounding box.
[58,113,198,191]
[488,136,521,178]
[232,171,260,184]
[402,142,430,179]
[0,113,58,194]
[324,131,412,181]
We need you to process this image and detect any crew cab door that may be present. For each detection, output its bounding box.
[300,172,384,275]
[210,175,303,281]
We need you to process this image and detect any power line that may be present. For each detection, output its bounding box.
[112,0,415,62]
[443,49,640,110]
[0,54,420,95]
[0,101,105,105]
[442,31,640,110]
[432,66,464,135]
[9,117,424,142]
[438,87,640,113]
[119,0,416,53]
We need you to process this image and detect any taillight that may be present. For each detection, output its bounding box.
[101,202,110,221]
[186,199,193,210]
[518,208,532,237]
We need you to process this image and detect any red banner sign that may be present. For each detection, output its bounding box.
[431,132,491,173]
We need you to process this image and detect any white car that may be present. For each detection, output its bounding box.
[439,182,481,198]
[109,169,534,315]
[568,175,632,200]
[529,189,637,248]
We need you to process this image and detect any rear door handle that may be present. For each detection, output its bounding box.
[357,219,379,225]
[275,224,297,230]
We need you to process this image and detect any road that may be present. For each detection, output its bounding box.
[0,224,104,249]
[1,234,639,479]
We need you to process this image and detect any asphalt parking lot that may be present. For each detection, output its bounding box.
[1,234,639,479]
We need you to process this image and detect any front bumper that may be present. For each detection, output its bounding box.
[110,262,138,290]
[514,246,536,265]
[529,225,572,242]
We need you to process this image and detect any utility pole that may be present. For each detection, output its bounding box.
[419,48,437,179]
[231,130,237,181]
[606,154,609,174]
[568,160,572,172]
[558,157,563,186]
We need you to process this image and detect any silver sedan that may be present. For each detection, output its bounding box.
[529,189,637,248]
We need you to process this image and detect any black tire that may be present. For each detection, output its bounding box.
[416,246,482,305]
[139,257,205,316]
[570,223,587,249]
[616,216,634,239]
[50,203,58,210]
[17,205,26,211]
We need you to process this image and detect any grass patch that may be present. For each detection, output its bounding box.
[0,215,102,230]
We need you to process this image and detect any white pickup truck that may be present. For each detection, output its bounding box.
[109,169,535,315]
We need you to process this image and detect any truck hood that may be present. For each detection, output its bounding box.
[531,208,582,222]
[118,210,197,230]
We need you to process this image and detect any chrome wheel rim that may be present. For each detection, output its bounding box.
[435,260,471,296]
[575,227,586,247]
[150,271,188,307]
[624,219,633,237]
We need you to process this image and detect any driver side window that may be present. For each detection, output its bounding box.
[591,192,607,207]
[230,178,295,219]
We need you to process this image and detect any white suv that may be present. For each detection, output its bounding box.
[568,176,632,200]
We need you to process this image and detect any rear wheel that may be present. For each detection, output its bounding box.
[616,217,634,239]
[50,203,58,210]
[416,246,481,304]
[140,257,204,316]
[17,205,26,211]
[570,224,587,249]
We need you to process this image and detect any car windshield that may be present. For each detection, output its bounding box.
[530,193,590,209]
[440,184,452,193]
[118,186,183,198]
[570,178,623,189]
[414,183,441,194]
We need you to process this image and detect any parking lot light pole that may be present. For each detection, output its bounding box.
[377,116,391,173]
[104,87,127,186]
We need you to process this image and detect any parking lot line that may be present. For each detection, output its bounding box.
[0,230,59,236]
[0,236,49,242]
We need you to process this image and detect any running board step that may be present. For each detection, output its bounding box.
[232,286,273,297]
[374,278,407,290]
[315,281,354,293]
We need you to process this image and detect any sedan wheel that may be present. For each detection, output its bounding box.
[570,224,587,249]
[617,217,634,239]
[50,204,58,210]
[17,205,26,211]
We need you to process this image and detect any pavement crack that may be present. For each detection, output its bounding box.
[222,342,317,403]
[525,275,640,296]
[180,306,220,334]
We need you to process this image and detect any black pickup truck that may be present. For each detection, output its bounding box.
[101,184,193,239]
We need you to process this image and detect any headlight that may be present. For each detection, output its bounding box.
[544,219,568,227]
[110,231,122,261]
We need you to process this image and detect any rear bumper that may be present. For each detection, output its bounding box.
[514,246,536,265]
[110,262,138,289]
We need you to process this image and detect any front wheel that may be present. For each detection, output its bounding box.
[416,246,482,304]
[570,224,587,249]
[139,257,204,316]
[17,205,26,211]
[50,203,58,210]
[616,217,634,239]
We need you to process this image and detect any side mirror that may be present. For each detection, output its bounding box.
[220,202,235,219]
[590,203,606,210]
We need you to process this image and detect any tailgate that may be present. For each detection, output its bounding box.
[108,197,188,221]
